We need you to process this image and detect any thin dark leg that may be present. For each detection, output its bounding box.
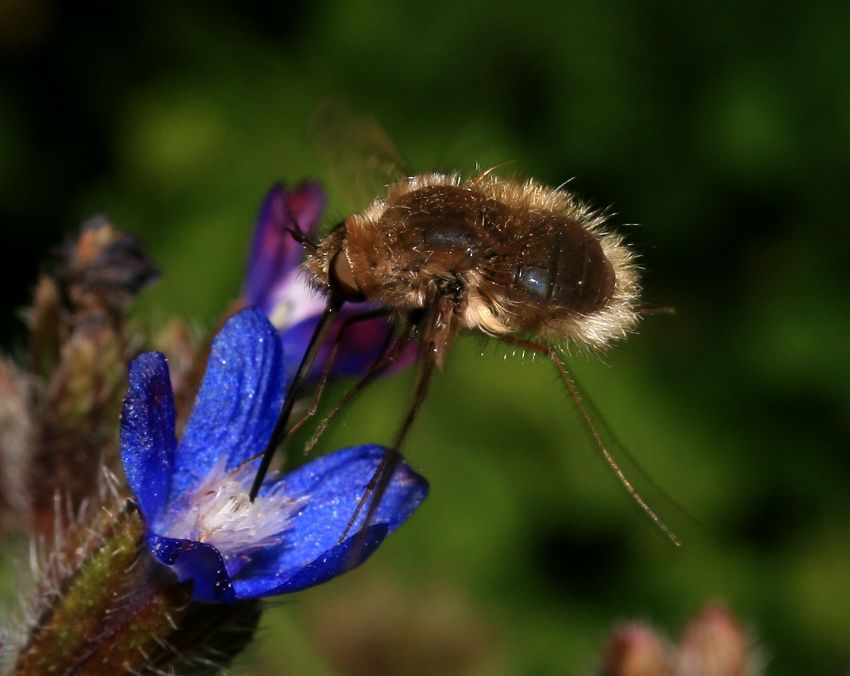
[250,295,343,500]
[338,300,449,544]
[496,335,682,547]
[284,307,394,440]
[338,349,436,544]
[301,320,417,456]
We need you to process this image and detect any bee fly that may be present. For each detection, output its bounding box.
[248,170,680,546]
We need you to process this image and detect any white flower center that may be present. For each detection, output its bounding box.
[163,459,303,559]
[268,270,325,330]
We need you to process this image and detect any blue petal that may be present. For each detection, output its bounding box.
[235,445,428,596]
[148,533,235,603]
[120,352,177,524]
[232,524,388,598]
[244,182,325,313]
[271,445,428,531]
[173,307,286,498]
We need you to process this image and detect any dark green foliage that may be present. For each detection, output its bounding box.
[2,1,849,672]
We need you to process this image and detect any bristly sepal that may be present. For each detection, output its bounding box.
[13,499,261,675]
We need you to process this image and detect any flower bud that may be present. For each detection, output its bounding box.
[677,604,753,676]
[603,622,673,676]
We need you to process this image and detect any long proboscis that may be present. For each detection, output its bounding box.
[249,296,342,501]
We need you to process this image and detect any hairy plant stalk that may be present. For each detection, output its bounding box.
[13,500,260,675]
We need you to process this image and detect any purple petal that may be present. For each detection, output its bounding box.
[326,308,418,377]
[148,533,235,603]
[244,182,325,313]
[278,312,323,383]
[244,181,416,383]
[233,445,428,597]
[281,308,417,384]
[262,267,327,347]
[120,352,177,524]
[174,307,285,499]
[288,181,325,236]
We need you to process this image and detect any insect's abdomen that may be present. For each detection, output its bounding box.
[508,214,615,316]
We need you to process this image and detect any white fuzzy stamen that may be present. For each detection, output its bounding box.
[163,459,303,558]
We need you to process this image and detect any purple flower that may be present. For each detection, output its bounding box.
[243,182,415,382]
[120,307,428,603]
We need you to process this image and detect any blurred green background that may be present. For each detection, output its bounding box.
[2,0,850,673]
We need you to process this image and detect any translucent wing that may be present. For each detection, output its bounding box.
[311,100,410,213]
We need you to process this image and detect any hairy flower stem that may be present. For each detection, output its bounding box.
[14,502,260,675]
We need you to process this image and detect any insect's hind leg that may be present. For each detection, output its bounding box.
[245,306,399,487]
[336,324,436,544]
[338,295,454,545]
[285,307,397,441]
[494,335,681,547]
[301,319,418,456]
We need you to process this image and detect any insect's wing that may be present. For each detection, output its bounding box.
[565,360,694,542]
[496,337,689,546]
[311,100,410,213]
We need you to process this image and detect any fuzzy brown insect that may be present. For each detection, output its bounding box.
[308,171,639,355]
[249,170,678,546]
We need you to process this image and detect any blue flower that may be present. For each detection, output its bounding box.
[243,182,415,383]
[120,307,428,603]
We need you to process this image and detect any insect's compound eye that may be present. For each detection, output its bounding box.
[329,250,365,302]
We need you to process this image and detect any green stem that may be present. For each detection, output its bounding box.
[13,502,260,675]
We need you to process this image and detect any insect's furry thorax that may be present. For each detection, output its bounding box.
[304,172,640,349]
